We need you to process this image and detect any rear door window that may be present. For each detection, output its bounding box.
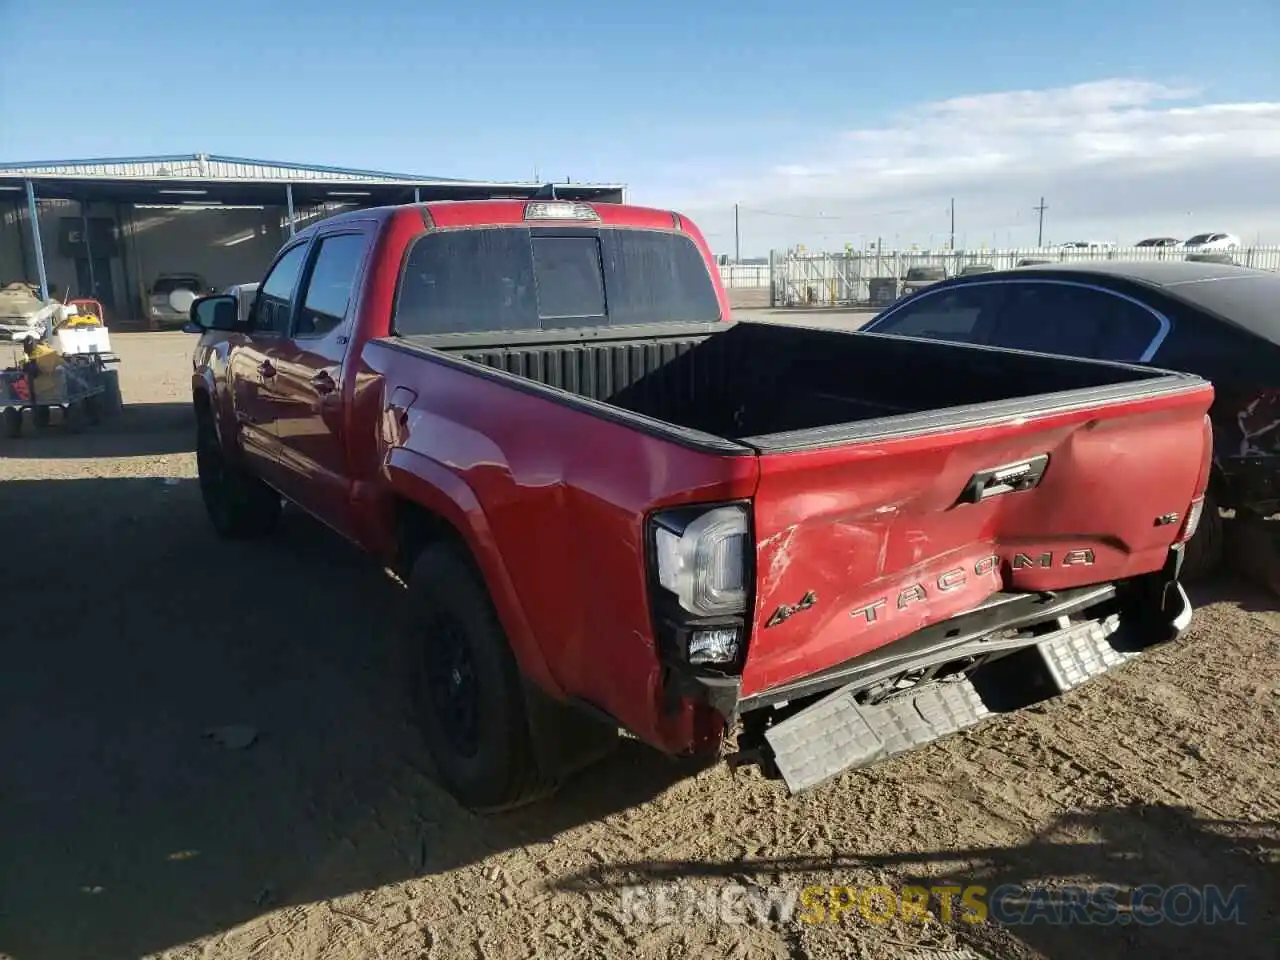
[294,232,369,338]
[869,284,1004,342]
[987,283,1163,361]
[393,227,721,335]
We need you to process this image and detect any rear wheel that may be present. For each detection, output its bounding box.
[1181,489,1223,581]
[3,408,21,438]
[401,543,559,812]
[101,370,124,418]
[195,413,281,539]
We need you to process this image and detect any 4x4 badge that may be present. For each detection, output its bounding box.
[766,590,818,628]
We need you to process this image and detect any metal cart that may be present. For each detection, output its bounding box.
[1,346,115,438]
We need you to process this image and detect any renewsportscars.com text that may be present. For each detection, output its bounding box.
[614,882,1248,928]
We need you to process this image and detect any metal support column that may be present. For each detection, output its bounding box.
[24,180,49,301]
[81,200,97,299]
[414,187,421,203]
[286,183,297,238]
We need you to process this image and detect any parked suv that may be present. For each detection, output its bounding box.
[149,273,213,327]
[900,266,946,297]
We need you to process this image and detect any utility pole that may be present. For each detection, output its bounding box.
[1034,197,1048,247]
[734,203,741,263]
[949,198,955,250]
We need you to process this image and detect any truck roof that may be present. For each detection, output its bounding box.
[298,199,688,237]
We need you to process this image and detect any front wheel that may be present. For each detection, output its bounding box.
[195,415,281,539]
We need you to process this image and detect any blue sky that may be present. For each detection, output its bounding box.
[3,0,1279,252]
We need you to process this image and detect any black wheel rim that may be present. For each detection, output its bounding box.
[421,613,481,758]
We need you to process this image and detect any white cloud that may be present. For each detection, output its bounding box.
[641,80,1280,254]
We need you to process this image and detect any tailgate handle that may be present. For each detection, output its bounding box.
[957,454,1049,504]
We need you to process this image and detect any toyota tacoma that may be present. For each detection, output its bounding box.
[187,197,1212,810]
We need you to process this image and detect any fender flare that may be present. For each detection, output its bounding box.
[384,447,564,699]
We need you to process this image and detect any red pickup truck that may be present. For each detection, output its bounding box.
[188,197,1212,810]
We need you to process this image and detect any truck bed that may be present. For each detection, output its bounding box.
[396,320,1200,451]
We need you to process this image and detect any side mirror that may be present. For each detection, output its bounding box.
[188,294,239,333]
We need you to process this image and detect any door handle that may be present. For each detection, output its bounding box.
[259,360,276,379]
[310,370,337,395]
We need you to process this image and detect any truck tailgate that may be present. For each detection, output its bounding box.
[741,376,1213,699]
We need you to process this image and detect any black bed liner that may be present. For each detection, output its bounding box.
[385,320,1208,454]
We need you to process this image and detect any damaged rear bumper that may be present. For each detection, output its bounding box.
[762,580,1192,794]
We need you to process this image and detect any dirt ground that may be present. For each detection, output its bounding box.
[1,332,1277,960]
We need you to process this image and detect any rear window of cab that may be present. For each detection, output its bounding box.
[393,227,721,335]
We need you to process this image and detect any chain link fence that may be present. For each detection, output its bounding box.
[718,247,1280,307]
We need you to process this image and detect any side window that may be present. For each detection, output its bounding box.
[990,283,1163,361]
[251,243,309,336]
[870,284,1003,343]
[295,233,369,338]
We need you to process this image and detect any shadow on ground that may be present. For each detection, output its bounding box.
[0,477,698,960]
[0,402,195,458]
[551,803,1280,960]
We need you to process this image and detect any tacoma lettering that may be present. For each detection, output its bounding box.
[850,549,1097,624]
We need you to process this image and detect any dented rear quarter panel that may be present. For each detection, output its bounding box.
[741,382,1214,699]
[362,338,759,753]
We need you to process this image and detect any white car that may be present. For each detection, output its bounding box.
[1183,232,1240,250]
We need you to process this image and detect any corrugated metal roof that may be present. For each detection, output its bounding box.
[0,152,463,182]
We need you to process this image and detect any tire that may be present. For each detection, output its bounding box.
[401,543,558,812]
[64,400,84,433]
[1181,489,1223,581]
[195,414,281,539]
[101,370,123,418]
[3,407,21,438]
[84,393,102,425]
[32,406,50,431]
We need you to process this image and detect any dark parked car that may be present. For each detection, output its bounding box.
[900,266,946,296]
[1136,237,1181,247]
[861,260,1280,576]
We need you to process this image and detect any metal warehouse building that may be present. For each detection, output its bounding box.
[0,153,625,326]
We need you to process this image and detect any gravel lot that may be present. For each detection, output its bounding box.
[1,331,1277,960]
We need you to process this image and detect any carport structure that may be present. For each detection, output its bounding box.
[0,154,625,325]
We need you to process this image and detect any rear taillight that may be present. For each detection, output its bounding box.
[1178,496,1205,543]
[648,502,753,671]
